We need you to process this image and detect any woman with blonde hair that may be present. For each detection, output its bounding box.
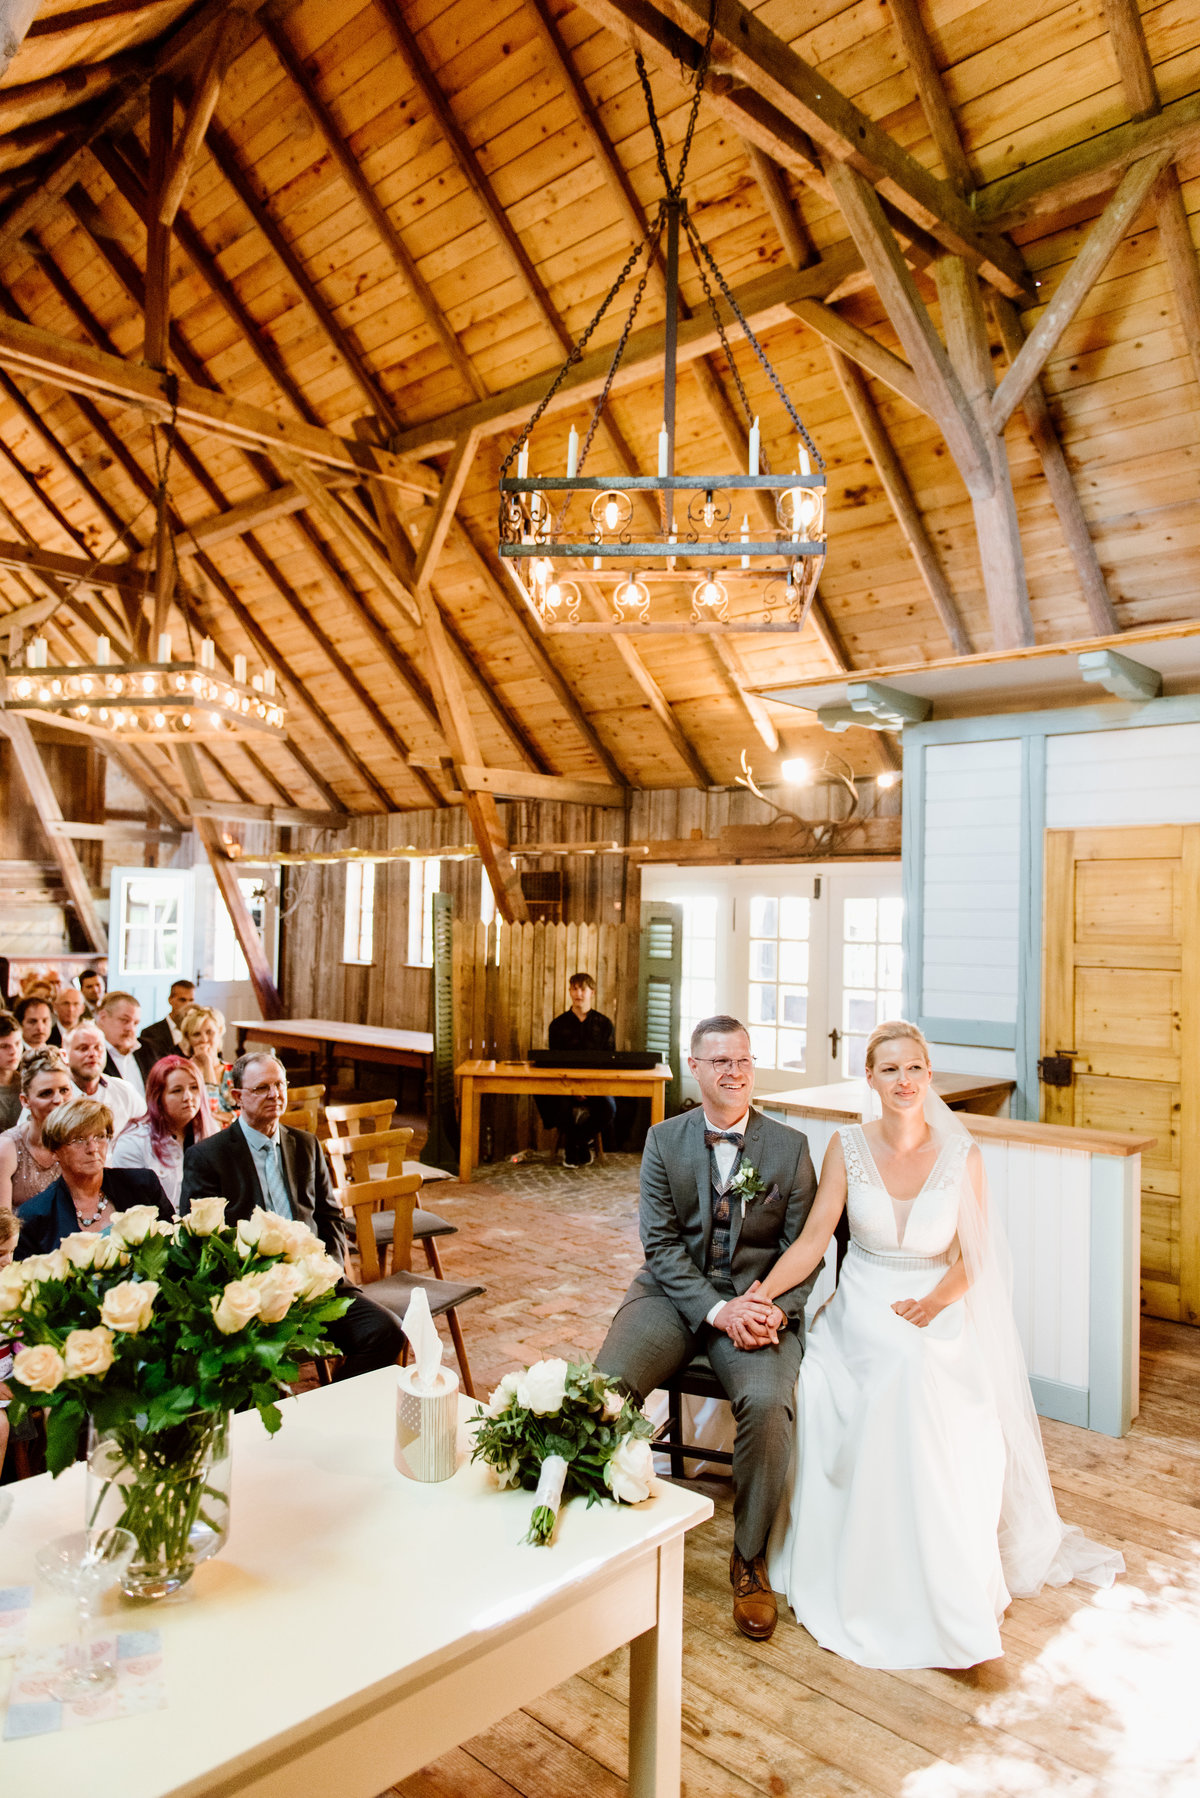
[178,1004,234,1119]
[0,1049,74,1208]
[15,1097,171,1256]
[754,1019,1122,1669]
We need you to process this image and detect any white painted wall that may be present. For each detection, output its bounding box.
[1045,720,1200,828]
[921,737,1022,1025]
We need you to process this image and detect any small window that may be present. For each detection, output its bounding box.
[343,861,376,965]
[666,893,718,1058]
[407,858,441,966]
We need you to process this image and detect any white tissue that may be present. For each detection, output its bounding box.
[402,1286,444,1393]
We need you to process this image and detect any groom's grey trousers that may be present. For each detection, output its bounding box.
[597,1293,803,1561]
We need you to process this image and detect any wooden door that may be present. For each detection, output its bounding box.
[1042,826,1200,1323]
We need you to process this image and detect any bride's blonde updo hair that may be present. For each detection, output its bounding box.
[864,1019,931,1072]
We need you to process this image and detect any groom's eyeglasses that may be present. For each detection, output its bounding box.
[695,1057,756,1074]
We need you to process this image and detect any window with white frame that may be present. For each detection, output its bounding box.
[343,861,376,965]
[747,893,810,1072]
[407,858,441,966]
[666,893,718,1058]
[839,895,903,1076]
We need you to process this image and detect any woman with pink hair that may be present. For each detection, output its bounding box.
[110,1054,217,1213]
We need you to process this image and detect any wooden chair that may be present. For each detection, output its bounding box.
[325,1099,396,1139]
[651,1352,733,1480]
[285,1083,327,1137]
[280,1095,320,1133]
[343,1173,484,1396]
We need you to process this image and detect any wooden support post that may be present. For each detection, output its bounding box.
[0,712,107,949]
[175,744,283,1018]
[143,75,172,370]
[156,12,238,229]
[935,255,1034,649]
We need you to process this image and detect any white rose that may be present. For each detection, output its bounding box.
[63,1326,116,1378]
[604,1434,655,1505]
[22,1250,69,1288]
[515,1358,570,1415]
[248,1262,302,1324]
[99,1279,159,1334]
[184,1196,227,1237]
[211,1278,262,1334]
[236,1208,292,1260]
[0,1261,27,1315]
[602,1388,625,1421]
[486,1370,522,1416]
[61,1232,101,1271]
[91,1235,127,1271]
[13,1343,67,1393]
[292,1253,342,1302]
[279,1219,322,1261]
[110,1204,161,1247]
[494,1455,522,1489]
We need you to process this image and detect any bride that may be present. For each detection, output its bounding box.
[752,1019,1122,1670]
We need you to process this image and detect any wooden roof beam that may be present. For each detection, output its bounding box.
[0,711,107,949]
[155,8,243,229]
[582,0,1029,299]
[991,147,1172,433]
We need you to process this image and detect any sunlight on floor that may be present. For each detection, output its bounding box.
[901,1549,1200,1796]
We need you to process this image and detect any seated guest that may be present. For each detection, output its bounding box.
[138,979,196,1068]
[0,1012,22,1130]
[79,967,105,1018]
[65,1022,144,1133]
[179,1004,234,1119]
[0,1206,18,1480]
[111,1055,216,1214]
[14,993,56,1054]
[181,1053,404,1381]
[0,1049,74,1209]
[96,990,155,1098]
[53,985,86,1041]
[15,1098,171,1256]
[535,971,617,1166]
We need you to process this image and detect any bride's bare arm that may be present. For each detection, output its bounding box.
[755,1134,848,1305]
[892,1143,983,1327]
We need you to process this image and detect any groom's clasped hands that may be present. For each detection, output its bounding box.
[716,1281,787,1349]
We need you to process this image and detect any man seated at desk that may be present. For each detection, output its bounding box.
[536,972,616,1167]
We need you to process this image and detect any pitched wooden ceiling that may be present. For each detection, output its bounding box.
[0,0,1196,821]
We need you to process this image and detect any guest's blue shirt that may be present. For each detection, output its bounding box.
[238,1120,293,1218]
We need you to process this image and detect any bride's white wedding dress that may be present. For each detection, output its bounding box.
[767,1121,1121,1670]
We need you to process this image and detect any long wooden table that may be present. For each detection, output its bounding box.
[456,1059,673,1182]
[234,1017,434,1094]
[0,1371,712,1798]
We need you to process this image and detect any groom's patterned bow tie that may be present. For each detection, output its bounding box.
[705,1130,745,1148]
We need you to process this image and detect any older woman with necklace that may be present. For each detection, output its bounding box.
[0,1049,74,1208]
[15,1097,171,1256]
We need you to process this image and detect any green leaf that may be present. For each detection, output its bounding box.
[45,1399,86,1476]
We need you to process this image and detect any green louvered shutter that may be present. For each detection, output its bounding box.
[639,901,683,1115]
[426,890,460,1170]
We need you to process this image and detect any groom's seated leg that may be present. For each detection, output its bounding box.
[327,1282,406,1381]
[596,1292,699,1405]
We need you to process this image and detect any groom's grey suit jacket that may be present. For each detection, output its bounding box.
[626,1104,820,1333]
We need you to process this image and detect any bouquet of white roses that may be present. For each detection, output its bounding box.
[0,1198,349,1473]
[471,1356,655,1545]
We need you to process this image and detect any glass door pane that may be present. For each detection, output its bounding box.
[747,893,810,1075]
[829,879,904,1078]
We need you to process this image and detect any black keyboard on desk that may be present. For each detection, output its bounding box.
[528,1050,663,1070]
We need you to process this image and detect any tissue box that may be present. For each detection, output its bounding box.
[395,1365,459,1481]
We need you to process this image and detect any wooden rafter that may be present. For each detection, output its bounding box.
[581,0,1029,299]
[0,710,107,949]
[155,8,242,229]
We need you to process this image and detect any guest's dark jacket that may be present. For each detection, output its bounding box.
[16,1167,172,1256]
[137,1018,177,1068]
[180,1120,347,1264]
[103,1041,158,1087]
[547,1007,615,1052]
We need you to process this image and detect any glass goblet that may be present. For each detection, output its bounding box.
[34,1526,136,1701]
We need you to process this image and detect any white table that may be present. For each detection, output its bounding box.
[0,1371,712,1797]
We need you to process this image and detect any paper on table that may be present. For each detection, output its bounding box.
[402,1286,443,1392]
[3,1628,166,1738]
[0,1586,32,1658]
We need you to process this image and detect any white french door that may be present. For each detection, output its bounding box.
[641,862,902,1098]
[109,867,195,1022]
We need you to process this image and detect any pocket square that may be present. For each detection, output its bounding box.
[760,1183,784,1207]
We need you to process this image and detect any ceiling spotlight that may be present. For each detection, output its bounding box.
[780,757,812,785]
[877,771,900,789]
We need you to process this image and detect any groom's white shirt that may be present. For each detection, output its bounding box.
[703,1108,750,1327]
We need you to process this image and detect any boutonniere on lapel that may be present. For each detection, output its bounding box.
[729,1161,767,1215]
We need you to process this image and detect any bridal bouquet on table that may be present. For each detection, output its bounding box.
[472,1357,655,1545]
[0,1200,349,1597]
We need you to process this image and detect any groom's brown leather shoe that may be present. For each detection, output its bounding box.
[730,1549,778,1641]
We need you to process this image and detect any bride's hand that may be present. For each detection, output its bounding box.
[892,1297,939,1328]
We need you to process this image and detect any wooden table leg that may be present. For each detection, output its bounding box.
[458,1077,480,1183]
[651,1083,666,1127]
[627,1535,683,1798]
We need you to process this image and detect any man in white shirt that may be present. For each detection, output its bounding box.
[89,998,154,1110]
[65,1022,144,1133]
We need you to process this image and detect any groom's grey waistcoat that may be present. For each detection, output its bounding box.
[627,1105,820,1332]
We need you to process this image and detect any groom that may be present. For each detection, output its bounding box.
[596,1015,820,1640]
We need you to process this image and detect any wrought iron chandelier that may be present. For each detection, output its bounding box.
[3,632,286,741]
[498,13,825,635]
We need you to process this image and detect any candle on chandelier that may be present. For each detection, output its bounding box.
[566,425,579,478]
[156,633,172,664]
[263,668,276,697]
[96,636,110,666]
[199,638,216,670]
[30,637,47,668]
[748,416,760,476]
[798,445,811,477]
[516,442,529,479]
[658,421,669,477]
[233,654,247,685]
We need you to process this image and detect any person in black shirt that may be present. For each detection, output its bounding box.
[537,972,617,1166]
